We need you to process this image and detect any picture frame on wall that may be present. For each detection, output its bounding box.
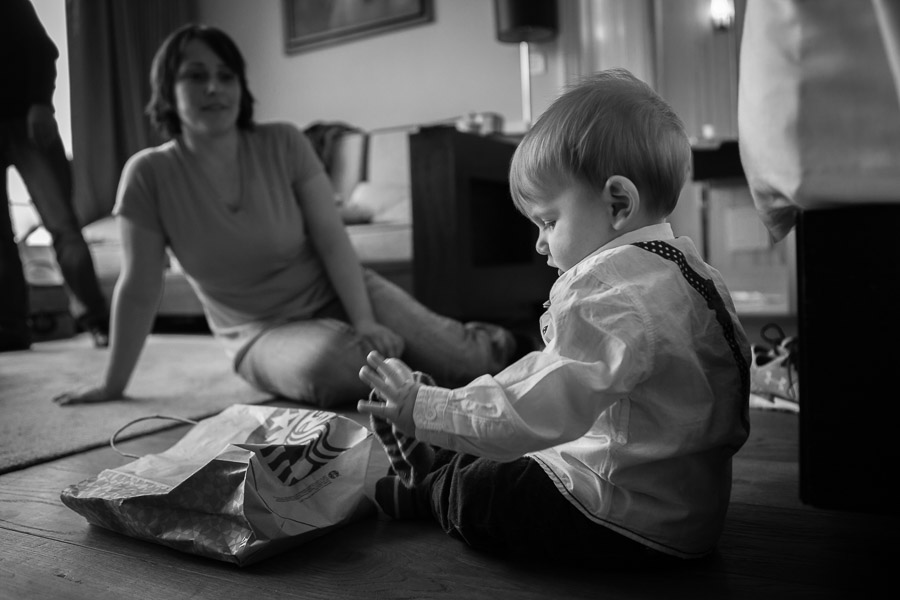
[283,0,434,54]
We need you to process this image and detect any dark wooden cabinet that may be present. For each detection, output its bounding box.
[409,126,557,323]
[796,205,900,514]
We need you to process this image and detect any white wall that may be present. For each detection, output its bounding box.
[196,0,565,131]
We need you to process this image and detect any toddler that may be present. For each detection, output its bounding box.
[358,68,750,561]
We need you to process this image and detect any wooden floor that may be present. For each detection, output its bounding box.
[0,406,896,600]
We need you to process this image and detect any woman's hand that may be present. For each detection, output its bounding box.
[53,385,125,406]
[354,320,405,358]
[357,351,420,436]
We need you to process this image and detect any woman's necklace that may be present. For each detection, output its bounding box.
[186,133,243,213]
[218,144,243,213]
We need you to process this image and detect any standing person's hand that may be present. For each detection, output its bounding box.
[354,321,405,358]
[358,351,420,436]
[26,104,59,150]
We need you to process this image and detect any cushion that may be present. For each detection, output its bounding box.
[346,182,411,224]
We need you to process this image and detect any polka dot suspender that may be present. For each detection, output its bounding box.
[632,241,750,398]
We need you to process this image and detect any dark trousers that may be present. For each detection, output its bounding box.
[1,118,108,342]
[416,449,662,562]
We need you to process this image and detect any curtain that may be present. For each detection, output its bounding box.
[66,0,195,225]
[872,0,900,108]
[558,0,656,91]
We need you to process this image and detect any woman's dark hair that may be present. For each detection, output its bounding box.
[146,24,255,139]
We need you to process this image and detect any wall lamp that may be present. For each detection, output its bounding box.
[710,0,735,30]
[494,0,559,129]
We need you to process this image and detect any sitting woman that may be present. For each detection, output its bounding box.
[54,24,521,408]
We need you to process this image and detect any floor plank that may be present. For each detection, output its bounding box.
[1,411,897,600]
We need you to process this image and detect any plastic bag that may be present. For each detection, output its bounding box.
[61,404,384,566]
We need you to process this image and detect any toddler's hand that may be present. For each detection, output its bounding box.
[357,351,419,436]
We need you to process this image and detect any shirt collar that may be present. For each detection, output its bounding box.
[549,223,675,298]
[576,223,675,267]
[596,223,675,254]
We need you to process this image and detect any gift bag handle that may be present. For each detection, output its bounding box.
[110,415,199,459]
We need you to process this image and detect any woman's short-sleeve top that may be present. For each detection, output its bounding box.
[114,122,337,360]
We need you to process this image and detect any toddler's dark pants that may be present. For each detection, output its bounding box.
[413,449,664,561]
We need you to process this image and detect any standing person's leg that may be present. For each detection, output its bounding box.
[0,124,32,350]
[363,269,518,387]
[8,122,109,343]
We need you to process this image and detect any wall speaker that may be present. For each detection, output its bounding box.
[494,0,558,44]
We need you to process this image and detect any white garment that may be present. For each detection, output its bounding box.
[739,0,900,240]
[413,224,751,558]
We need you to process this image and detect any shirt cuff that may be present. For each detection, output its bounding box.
[413,384,454,447]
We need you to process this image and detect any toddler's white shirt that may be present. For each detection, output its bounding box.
[413,223,751,558]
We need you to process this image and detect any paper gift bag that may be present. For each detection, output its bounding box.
[61,404,383,566]
[738,0,900,241]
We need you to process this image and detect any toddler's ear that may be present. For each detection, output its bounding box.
[605,175,640,230]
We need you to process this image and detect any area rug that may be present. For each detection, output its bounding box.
[0,333,274,474]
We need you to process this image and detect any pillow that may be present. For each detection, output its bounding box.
[338,202,374,225]
[346,182,411,224]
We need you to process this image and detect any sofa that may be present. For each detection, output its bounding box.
[69,127,416,318]
[24,125,555,333]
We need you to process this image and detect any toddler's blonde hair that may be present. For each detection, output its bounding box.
[510,68,691,218]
